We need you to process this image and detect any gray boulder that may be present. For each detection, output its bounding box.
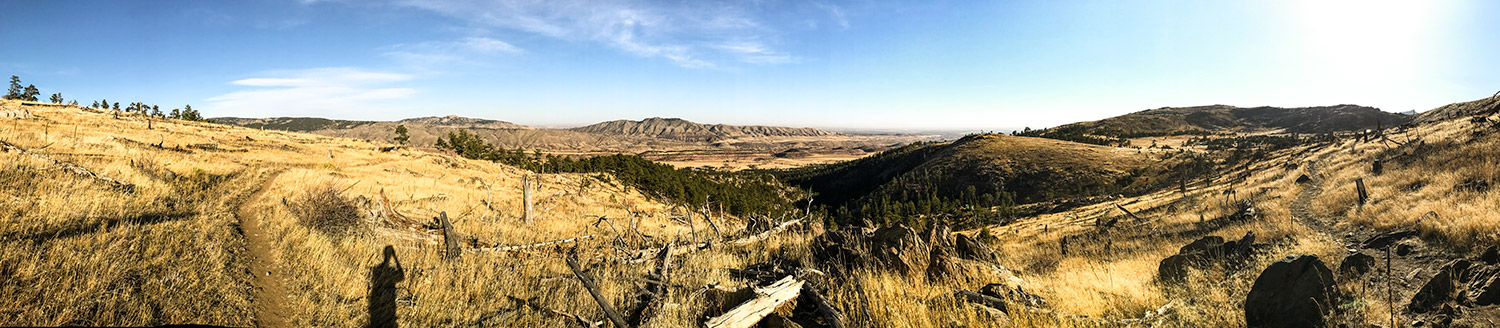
[1244,255,1336,328]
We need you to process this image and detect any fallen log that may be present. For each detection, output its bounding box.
[955,290,1008,314]
[566,255,631,328]
[472,235,598,252]
[1114,204,1143,221]
[803,287,846,328]
[704,275,805,328]
[730,219,802,246]
[1,139,134,192]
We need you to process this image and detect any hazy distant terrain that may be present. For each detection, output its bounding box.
[215,115,940,170]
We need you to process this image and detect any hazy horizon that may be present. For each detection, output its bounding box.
[4,0,1497,130]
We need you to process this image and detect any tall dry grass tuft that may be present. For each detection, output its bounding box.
[289,182,366,237]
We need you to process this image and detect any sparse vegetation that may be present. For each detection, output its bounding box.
[3,93,1499,327]
[288,182,365,237]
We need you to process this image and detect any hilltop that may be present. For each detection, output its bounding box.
[1021,104,1412,145]
[570,117,840,142]
[778,133,1164,227]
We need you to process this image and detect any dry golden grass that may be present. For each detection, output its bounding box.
[4,98,1497,328]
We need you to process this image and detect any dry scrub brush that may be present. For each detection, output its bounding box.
[289,182,366,237]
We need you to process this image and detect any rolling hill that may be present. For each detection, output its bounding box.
[779,133,1162,226]
[1023,104,1412,143]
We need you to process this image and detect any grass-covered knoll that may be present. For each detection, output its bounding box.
[1018,104,1412,145]
[778,133,1165,227]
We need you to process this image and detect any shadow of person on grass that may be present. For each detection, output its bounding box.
[368,245,405,328]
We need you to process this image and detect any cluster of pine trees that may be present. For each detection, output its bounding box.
[1011,126,1130,146]
[7,75,205,121]
[433,129,798,217]
[775,140,1021,229]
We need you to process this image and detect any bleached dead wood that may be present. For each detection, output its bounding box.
[703,275,805,328]
[729,219,802,246]
[1,139,134,192]
[523,175,534,223]
[471,235,598,252]
[565,255,631,328]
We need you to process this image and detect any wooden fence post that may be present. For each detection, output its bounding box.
[522,175,534,223]
[1372,160,1383,176]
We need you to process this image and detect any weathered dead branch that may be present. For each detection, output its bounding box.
[704,275,805,328]
[1,138,134,192]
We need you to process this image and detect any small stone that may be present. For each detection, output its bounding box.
[1481,246,1500,265]
[1397,243,1415,256]
[1338,253,1376,277]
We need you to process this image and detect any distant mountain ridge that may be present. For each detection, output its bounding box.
[570,117,839,142]
[1031,104,1412,139]
[212,115,530,132]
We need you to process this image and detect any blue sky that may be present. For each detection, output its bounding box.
[2,0,1496,130]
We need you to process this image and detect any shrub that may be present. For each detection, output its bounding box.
[289,183,364,237]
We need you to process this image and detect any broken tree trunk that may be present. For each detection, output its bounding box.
[523,175,535,223]
[704,275,805,328]
[593,216,631,249]
[701,204,723,242]
[1356,178,1369,205]
[1,139,135,192]
[803,287,847,328]
[626,244,673,325]
[440,212,461,260]
[565,255,631,328]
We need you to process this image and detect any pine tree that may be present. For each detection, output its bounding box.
[393,125,410,145]
[170,108,180,119]
[22,85,39,101]
[151,105,162,117]
[92,101,100,108]
[113,102,120,111]
[5,76,20,100]
[49,93,62,104]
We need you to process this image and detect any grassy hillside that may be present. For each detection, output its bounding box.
[9,93,1500,327]
[1019,104,1412,145]
[778,133,1162,227]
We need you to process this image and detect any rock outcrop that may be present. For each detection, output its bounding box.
[1244,255,1336,328]
[1158,232,1260,282]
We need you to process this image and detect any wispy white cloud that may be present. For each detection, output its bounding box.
[395,0,829,68]
[383,37,522,69]
[206,67,416,118]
